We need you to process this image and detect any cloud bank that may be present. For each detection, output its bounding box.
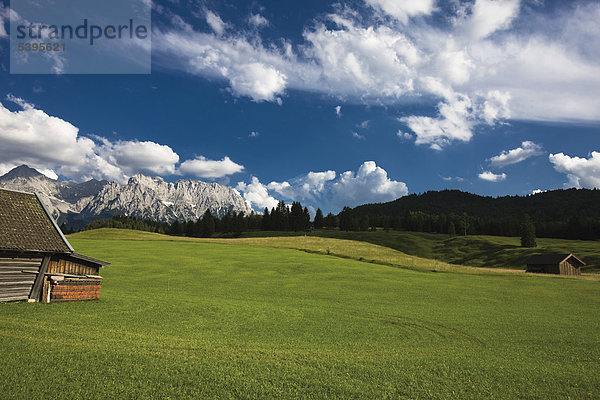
[237,161,408,212]
[0,96,244,183]
[549,151,600,189]
[152,1,600,150]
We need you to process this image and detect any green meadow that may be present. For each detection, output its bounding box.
[1,229,599,399]
[216,229,600,273]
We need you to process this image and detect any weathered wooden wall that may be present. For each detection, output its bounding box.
[41,256,103,303]
[0,256,43,302]
[559,260,581,276]
[48,257,99,276]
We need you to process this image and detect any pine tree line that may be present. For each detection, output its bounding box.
[77,190,600,241]
[81,201,334,237]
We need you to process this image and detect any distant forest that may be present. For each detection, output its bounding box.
[344,188,600,240]
[74,189,600,240]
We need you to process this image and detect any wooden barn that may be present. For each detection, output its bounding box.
[0,188,110,303]
[525,253,585,276]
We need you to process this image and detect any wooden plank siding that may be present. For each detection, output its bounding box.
[41,256,103,303]
[2,255,104,303]
[48,257,98,276]
[0,256,43,302]
[559,260,581,276]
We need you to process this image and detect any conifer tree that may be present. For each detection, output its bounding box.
[324,212,337,229]
[289,202,304,231]
[520,215,537,247]
[313,208,324,229]
[303,207,311,230]
[339,207,353,231]
[447,221,456,235]
[261,208,271,231]
[201,210,215,237]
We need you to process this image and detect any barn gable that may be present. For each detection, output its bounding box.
[0,188,109,303]
[526,253,585,276]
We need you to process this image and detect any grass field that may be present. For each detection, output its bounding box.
[1,229,599,398]
[216,229,600,273]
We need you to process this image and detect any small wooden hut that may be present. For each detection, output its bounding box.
[525,253,585,276]
[0,188,110,303]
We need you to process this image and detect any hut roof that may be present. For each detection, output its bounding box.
[69,253,111,267]
[0,188,73,254]
[526,253,586,266]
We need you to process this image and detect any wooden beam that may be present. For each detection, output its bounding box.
[29,256,50,302]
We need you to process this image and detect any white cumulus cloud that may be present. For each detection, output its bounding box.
[267,170,337,200]
[179,156,244,178]
[236,177,279,210]
[229,62,287,102]
[0,99,99,177]
[0,98,184,183]
[98,139,180,176]
[549,151,600,189]
[478,171,507,182]
[481,90,511,125]
[154,28,290,103]
[459,0,521,40]
[364,0,436,24]
[330,161,408,208]
[302,16,420,99]
[489,141,543,167]
[401,91,474,150]
[0,96,244,184]
[237,162,407,213]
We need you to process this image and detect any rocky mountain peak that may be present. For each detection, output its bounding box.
[0,165,254,228]
[128,173,166,186]
[0,165,48,181]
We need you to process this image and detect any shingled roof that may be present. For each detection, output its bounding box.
[526,253,586,266]
[0,188,73,253]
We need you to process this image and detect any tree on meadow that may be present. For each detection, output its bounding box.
[520,214,537,247]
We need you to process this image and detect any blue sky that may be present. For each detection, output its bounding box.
[0,0,599,214]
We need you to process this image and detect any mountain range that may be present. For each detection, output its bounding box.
[0,165,254,229]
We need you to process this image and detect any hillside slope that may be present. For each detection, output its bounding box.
[69,228,600,276]
[301,230,600,272]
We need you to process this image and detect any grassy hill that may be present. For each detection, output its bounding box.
[311,230,600,273]
[1,229,599,398]
[207,229,600,273]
